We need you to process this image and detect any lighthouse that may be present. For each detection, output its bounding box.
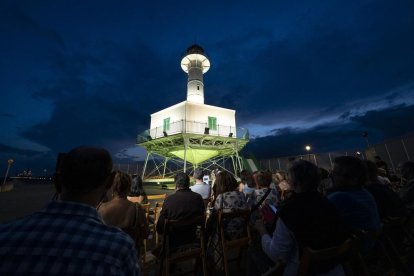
[180,45,210,104]
[137,44,249,179]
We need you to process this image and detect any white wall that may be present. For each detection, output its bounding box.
[149,101,236,138]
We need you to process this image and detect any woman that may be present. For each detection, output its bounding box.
[98,171,149,254]
[128,175,148,204]
[206,171,248,271]
[238,170,255,206]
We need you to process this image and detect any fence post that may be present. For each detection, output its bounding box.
[401,138,411,160]
[384,143,395,173]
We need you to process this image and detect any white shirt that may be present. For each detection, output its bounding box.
[190,181,211,199]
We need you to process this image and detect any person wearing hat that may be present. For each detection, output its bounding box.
[190,168,211,201]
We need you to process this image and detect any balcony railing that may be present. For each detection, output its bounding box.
[137,120,249,144]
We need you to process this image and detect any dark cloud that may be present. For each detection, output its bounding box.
[0,143,43,157]
[246,104,414,159]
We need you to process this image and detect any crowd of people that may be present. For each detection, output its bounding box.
[1,146,413,275]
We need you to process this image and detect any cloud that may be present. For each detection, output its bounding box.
[246,103,414,159]
[0,143,43,157]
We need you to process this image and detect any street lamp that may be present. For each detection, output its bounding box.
[2,159,14,186]
[305,145,311,161]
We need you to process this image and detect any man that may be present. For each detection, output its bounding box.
[328,156,380,242]
[190,168,211,201]
[253,160,347,275]
[156,172,205,249]
[0,147,139,275]
[399,161,414,211]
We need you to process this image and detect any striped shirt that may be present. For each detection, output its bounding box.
[0,200,139,275]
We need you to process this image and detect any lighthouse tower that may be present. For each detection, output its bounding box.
[137,44,249,180]
[180,45,210,104]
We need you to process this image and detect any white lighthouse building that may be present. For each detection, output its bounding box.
[138,44,248,177]
[149,45,236,139]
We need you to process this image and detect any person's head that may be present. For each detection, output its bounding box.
[287,160,320,192]
[57,147,114,204]
[274,171,286,182]
[215,171,238,195]
[255,170,272,188]
[193,168,204,181]
[175,172,190,189]
[331,156,367,189]
[365,160,379,184]
[240,170,254,188]
[111,171,132,198]
[400,161,414,181]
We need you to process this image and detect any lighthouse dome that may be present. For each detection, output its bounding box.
[185,44,205,55]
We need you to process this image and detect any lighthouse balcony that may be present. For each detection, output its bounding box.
[137,120,249,144]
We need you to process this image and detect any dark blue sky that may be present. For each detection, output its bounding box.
[1,0,414,174]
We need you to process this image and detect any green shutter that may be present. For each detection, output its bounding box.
[163,118,170,131]
[208,116,217,130]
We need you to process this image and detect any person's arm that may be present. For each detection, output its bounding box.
[255,218,294,263]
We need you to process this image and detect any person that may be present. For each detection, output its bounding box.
[206,171,248,272]
[0,147,139,275]
[156,172,205,249]
[253,160,347,275]
[98,171,149,254]
[208,171,248,235]
[399,161,414,211]
[375,155,390,179]
[328,156,380,247]
[238,169,255,205]
[364,160,407,219]
[190,168,211,201]
[128,174,148,204]
[252,171,281,220]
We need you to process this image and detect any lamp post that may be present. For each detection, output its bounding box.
[305,145,311,161]
[2,159,14,186]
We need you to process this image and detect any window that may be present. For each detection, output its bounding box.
[197,85,200,90]
[163,117,170,131]
[208,116,217,130]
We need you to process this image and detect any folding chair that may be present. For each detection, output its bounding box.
[297,239,354,276]
[159,215,207,276]
[218,209,251,276]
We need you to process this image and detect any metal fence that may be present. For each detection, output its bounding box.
[259,133,414,172]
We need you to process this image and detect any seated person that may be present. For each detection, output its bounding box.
[251,171,281,222]
[156,172,205,250]
[98,171,138,228]
[190,168,211,201]
[0,147,139,275]
[328,156,381,248]
[128,175,148,204]
[364,160,407,219]
[238,169,255,206]
[206,171,248,271]
[253,160,348,276]
[399,161,414,211]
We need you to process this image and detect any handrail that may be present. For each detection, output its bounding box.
[137,119,249,143]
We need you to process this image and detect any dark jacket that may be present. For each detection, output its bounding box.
[156,188,205,248]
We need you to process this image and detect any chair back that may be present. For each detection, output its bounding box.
[218,209,251,276]
[148,193,167,201]
[160,214,207,276]
[298,238,354,276]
